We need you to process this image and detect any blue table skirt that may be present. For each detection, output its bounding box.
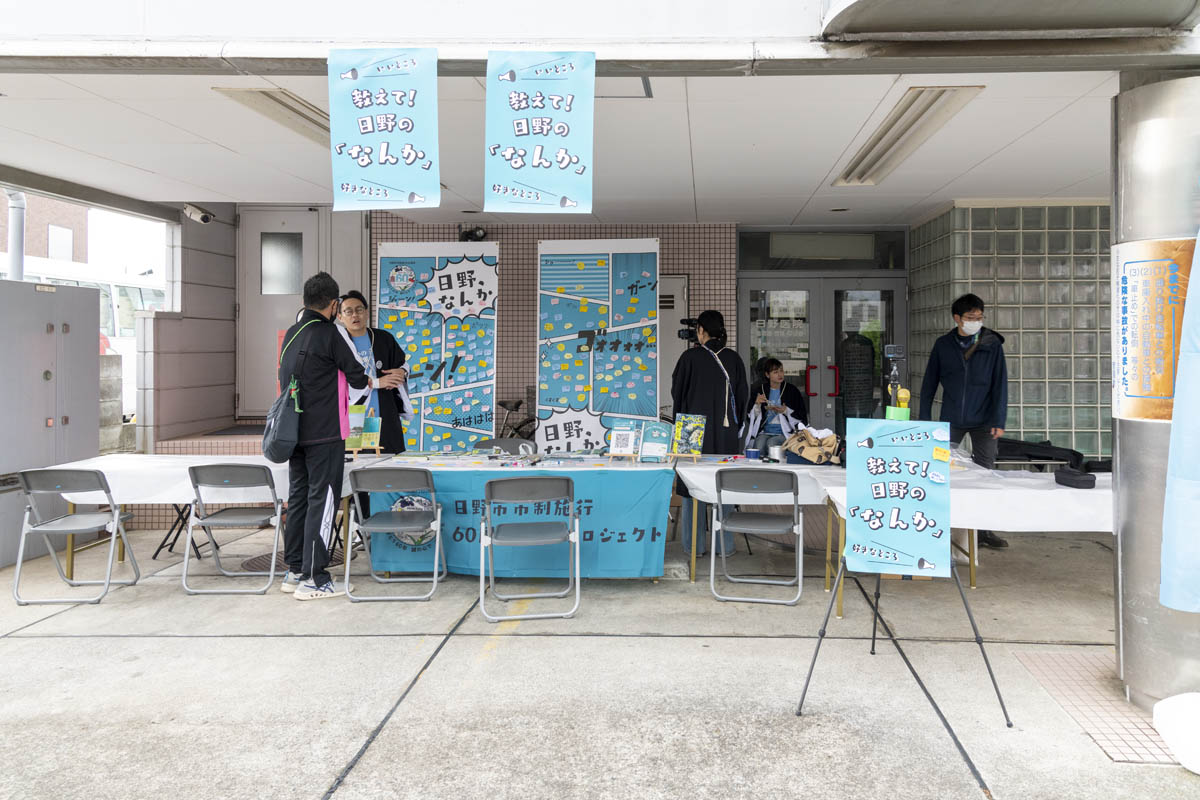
[367,467,674,578]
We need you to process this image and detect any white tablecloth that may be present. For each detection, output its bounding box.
[811,466,1114,533]
[673,462,828,505]
[49,453,381,506]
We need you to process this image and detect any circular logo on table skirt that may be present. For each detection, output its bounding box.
[386,494,435,547]
[388,264,416,293]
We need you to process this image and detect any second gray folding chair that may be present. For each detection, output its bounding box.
[479,476,580,622]
[711,467,815,605]
[13,469,140,605]
[181,464,283,595]
[347,466,446,601]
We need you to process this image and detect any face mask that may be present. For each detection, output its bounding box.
[960,319,983,336]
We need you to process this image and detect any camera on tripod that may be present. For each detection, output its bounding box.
[677,317,699,343]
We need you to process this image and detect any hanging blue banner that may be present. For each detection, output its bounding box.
[327,48,440,211]
[1160,229,1200,613]
[483,50,595,214]
[367,466,673,578]
[845,418,952,578]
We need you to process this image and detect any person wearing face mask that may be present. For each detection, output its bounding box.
[918,293,1010,548]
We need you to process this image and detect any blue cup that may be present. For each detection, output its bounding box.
[745,448,760,460]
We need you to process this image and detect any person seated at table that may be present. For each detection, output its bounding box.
[336,290,411,453]
[671,309,749,556]
[742,357,808,454]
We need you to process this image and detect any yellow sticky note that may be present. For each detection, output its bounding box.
[557,343,566,351]
[598,259,606,266]
[599,387,609,393]
[627,393,637,400]
[478,330,486,337]
[599,306,608,314]
[408,438,417,446]
[544,323,554,331]
[425,426,433,434]
[384,324,393,329]
[598,320,608,328]
[648,336,657,344]
[408,344,418,352]
[399,311,409,318]
[556,287,565,293]
[564,323,574,330]
[455,340,464,347]
[577,263,585,270]
[478,360,488,367]
[420,357,429,364]
[642,327,652,336]
[631,298,639,304]
[577,393,586,402]
[933,446,951,462]
[388,315,397,322]
[422,328,430,336]
[406,319,414,326]
[584,384,592,391]
[648,310,657,318]
[542,360,551,368]
[429,396,439,403]
[458,367,467,373]
[627,306,636,313]
[574,360,583,367]
[540,383,549,390]
[423,348,433,354]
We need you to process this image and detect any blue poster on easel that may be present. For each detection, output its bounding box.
[483,50,595,214]
[328,48,441,211]
[844,418,952,577]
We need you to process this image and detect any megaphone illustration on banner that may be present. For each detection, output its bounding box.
[407,192,425,204]
[857,437,874,449]
[498,70,516,82]
[917,558,936,570]
[339,68,358,80]
[560,196,578,208]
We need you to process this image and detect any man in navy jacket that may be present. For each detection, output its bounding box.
[919,293,1010,548]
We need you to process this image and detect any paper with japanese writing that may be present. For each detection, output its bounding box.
[377,243,498,452]
[535,239,659,453]
[483,50,595,213]
[328,48,440,211]
[844,418,951,578]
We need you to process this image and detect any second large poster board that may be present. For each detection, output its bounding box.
[535,238,660,453]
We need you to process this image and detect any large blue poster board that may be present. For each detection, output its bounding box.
[844,418,952,578]
[376,243,499,452]
[534,238,660,454]
[483,50,595,214]
[368,466,674,578]
[327,48,441,211]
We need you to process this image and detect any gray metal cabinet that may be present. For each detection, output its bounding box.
[0,280,100,567]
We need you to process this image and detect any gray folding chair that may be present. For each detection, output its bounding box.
[347,467,447,602]
[14,469,140,605]
[181,464,282,595]
[476,437,536,455]
[479,476,580,622]
[710,468,813,606]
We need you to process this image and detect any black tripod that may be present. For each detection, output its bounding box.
[796,556,1013,727]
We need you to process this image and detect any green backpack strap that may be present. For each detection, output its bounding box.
[279,319,319,413]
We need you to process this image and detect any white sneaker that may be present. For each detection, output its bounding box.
[280,570,304,594]
[294,579,352,601]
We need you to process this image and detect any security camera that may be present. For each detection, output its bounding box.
[458,224,487,242]
[183,204,215,224]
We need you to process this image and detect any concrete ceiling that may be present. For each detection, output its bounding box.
[0,70,1117,225]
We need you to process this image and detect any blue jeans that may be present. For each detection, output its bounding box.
[680,498,735,555]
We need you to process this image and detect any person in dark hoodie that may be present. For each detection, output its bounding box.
[919,292,1009,548]
[278,272,381,600]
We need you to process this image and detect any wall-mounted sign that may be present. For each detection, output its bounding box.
[328,48,441,211]
[483,50,595,214]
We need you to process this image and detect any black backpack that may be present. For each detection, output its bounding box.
[262,320,317,463]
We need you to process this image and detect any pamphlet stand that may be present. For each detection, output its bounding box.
[795,556,1013,727]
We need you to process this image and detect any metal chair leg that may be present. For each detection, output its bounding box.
[182,514,279,595]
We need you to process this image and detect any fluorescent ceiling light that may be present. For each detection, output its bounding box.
[212,88,329,146]
[834,85,983,187]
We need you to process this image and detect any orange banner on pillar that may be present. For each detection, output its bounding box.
[1113,237,1195,421]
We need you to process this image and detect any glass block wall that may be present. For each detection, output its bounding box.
[908,204,1112,458]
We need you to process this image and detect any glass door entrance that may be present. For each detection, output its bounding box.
[739,276,907,435]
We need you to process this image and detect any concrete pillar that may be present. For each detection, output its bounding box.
[1112,73,1200,709]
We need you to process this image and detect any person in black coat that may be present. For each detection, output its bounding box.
[337,290,410,454]
[670,309,749,555]
[742,357,809,453]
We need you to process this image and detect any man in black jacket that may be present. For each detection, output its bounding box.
[918,293,1010,548]
[278,272,372,599]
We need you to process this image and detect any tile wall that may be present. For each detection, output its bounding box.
[368,214,739,407]
[910,205,1112,457]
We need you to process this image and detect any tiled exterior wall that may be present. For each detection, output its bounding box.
[910,204,1112,458]
[368,213,738,407]
[136,206,237,451]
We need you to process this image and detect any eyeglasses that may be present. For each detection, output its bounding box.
[340,306,368,317]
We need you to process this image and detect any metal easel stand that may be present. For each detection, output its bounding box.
[796,556,1012,727]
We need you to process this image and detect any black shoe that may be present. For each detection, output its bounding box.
[979,530,1008,549]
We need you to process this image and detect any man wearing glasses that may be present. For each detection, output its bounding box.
[337,289,409,453]
[919,292,1010,548]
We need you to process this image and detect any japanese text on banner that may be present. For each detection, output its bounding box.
[483,51,595,214]
[844,418,952,578]
[328,48,441,211]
